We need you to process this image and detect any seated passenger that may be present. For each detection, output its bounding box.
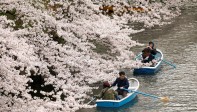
[141,48,154,63]
[97,81,118,100]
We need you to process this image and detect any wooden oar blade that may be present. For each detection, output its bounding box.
[160,97,169,102]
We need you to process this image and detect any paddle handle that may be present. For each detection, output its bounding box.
[162,59,176,68]
[132,90,159,99]
[135,53,142,60]
[87,97,96,104]
[123,88,159,99]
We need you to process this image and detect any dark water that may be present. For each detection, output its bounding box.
[77,3,197,112]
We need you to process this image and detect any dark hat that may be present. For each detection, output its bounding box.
[103,81,110,87]
[142,48,151,53]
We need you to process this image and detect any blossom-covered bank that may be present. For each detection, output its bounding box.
[0,0,188,112]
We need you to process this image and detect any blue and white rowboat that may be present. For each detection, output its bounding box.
[96,78,139,107]
[133,49,163,75]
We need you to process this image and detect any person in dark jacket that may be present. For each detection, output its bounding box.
[141,48,154,63]
[111,71,129,98]
[147,41,157,55]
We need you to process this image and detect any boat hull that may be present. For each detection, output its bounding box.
[96,78,139,108]
[96,92,138,107]
[133,63,162,74]
[133,49,163,75]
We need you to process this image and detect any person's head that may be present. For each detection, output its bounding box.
[103,81,110,88]
[119,71,126,80]
[149,41,154,48]
[142,48,151,58]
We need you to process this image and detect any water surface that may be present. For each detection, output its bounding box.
[77,2,197,112]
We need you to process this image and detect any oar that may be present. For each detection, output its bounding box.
[86,97,96,105]
[123,88,169,102]
[162,59,176,68]
[134,53,142,60]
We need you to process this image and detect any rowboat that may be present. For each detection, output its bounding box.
[96,78,139,107]
[133,49,163,75]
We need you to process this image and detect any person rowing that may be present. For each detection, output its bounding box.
[111,71,129,98]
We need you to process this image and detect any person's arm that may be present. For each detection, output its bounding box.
[114,90,118,96]
[111,78,118,87]
[123,79,129,89]
[150,48,157,55]
[149,55,155,62]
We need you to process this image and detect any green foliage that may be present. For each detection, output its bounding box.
[0,9,24,30]
[0,9,17,20]
[14,18,24,30]
[49,30,66,45]
[91,40,111,55]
